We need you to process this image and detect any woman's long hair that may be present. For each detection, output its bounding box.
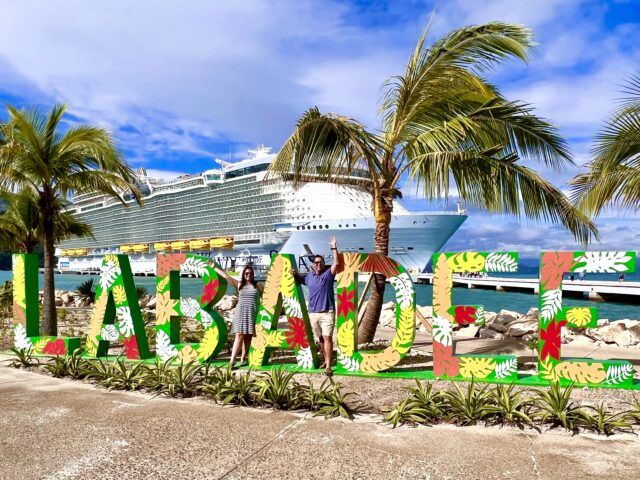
[238,265,257,290]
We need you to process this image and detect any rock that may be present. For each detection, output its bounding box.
[146,296,157,309]
[487,309,520,333]
[455,325,479,339]
[379,309,396,328]
[614,327,640,347]
[594,322,626,343]
[417,305,432,319]
[505,320,537,338]
[54,298,63,307]
[479,328,504,340]
[139,296,150,309]
[381,301,395,311]
[621,319,640,329]
[217,295,238,311]
[73,298,85,308]
[567,334,595,346]
[61,293,73,304]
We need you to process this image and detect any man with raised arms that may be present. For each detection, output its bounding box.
[291,236,341,376]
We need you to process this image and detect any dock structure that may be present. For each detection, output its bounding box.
[415,274,640,303]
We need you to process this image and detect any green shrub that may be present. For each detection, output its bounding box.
[256,366,304,410]
[8,347,38,368]
[584,402,633,436]
[215,370,259,406]
[532,382,590,431]
[314,380,355,419]
[440,380,494,426]
[487,384,535,427]
[155,361,203,397]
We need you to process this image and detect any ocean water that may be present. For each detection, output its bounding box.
[2,270,639,320]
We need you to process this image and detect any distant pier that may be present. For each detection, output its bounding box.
[416,274,640,303]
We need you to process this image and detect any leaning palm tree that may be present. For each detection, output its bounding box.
[570,74,640,215]
[269,22,598,341]
[0,189,93,253]
[0,104,141,335]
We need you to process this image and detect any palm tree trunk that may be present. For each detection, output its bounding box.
[41,208,57,336]
[358,195,392,342]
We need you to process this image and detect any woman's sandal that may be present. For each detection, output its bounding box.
[324,367,333,377]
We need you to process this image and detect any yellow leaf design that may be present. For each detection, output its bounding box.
[565,308,592,327]
[539,358,560,382]
[156,291,177,325]
[360,349,400,373]
[13,255,26,309]
[197,328,220,360]
[177,345,198,363]
[262,256,285,313]
[391,306,415,355]
[33,337,49,354]
[555,361,606,384]
[459,357,496,378]
[267,330,286,348]
[112,285,127,305]
[248,347,265,367]
[86,293,108,353]
[280,269,295,298]
[252,324,269,350]
[157,276,170,293]
[447,252,485,273]
[433,254,453,322]
[337,320,356,356]
[336,253,362,289]
[104,254,118,265]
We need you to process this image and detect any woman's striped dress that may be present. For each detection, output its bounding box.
[231,284,259,335]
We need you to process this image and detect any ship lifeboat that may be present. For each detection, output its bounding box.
[210,237,234,249]
[189,239,210,251]
[171,241,189,251]
[132,244,150,253]
[73,248,88,256]
[153,242,171,252]
[120,245,133,253]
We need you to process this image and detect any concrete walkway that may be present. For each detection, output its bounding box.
[1,367,639,479]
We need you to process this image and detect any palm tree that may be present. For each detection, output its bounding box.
[0,189,93,253]
[269,22,598,342]
[570,75,640,214]
[0,104,141,335]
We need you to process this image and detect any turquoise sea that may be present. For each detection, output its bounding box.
[1,270,639,320]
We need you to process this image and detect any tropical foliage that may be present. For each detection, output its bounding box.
[0,103,141,336]
[571,74,640,215]
[268,22,597,341]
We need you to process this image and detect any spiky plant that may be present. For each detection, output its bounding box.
[43,355,67,377]
[108,358,148,390]
[440,380,494,426]
[76,278,96,303]
[487,383,535,427]
[216,370,259,406]
[256,366,304,410]
[140,358,173,392]
[64,349,89,380]
[84,358,117,386]
[384,397,434,427]
[157,360,203,397]
[532,382,590,431]
[584,402,634,436]
[314,379,356,419]
[8,347,38,368]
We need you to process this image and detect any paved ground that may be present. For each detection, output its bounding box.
[1,367,640,479]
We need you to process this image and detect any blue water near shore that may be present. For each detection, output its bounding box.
[2,270,639,320]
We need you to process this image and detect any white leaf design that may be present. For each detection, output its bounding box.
[199,310,213,327]
[295,346,314,369]
[258,309,273,328]
[574,251,632,273]
[180,257,208,276]
[116,306,134,337]
[337,349,360,372]
[100,324,120,341]
[99,264,121,291]
[282,296,302,318]
[475,305,486,327]
[431,316,453,347]
[388,272,414,308]
[13,323,33,350]
[155,330,178,361]
[180,298,201,318]
[494,358,517,379]
[605,363,634,385]
[540,288,562,322]
[484,252,518,272]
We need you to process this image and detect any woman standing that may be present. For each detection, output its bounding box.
[215,264,263,367]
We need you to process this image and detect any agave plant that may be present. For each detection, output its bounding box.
[157,360,203,398]
[297,377,330,412]
[141,358,173,392]
[384,397,434,428]
[63,349,89,380]
[314,380,356,419]
[440,380,494,426]
[216,370,259,406]
[84,358,117,387]
[626,396,640,425]
[256,366,304,410]
[584,402,634,436]
[43,355,67,378]
[108,358,148,390]
[532,382,590,431]
[487,384,535,427]
[8,347,38,368]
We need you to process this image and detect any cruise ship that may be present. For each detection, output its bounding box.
[56,147,467,276]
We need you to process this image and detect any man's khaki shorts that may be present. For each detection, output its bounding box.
[309,311,335,338]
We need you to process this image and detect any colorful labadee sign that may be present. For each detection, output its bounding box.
[10,251,640,389]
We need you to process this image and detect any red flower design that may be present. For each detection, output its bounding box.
[540,252,574,290]
[285,317,309,349]
[540,320,566,361]
[454,306,476,325]
[201,279,220,305]
[336,289,355,318]
[433,342,459,377]
[122,335,141,359]
[42,339,66,356]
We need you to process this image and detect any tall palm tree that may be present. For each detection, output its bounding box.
[0,189,93,253]
[571,75,640,214]
[269,22,598,341]
[0,104,141,335]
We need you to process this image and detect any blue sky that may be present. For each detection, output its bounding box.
[0,0,638,255]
